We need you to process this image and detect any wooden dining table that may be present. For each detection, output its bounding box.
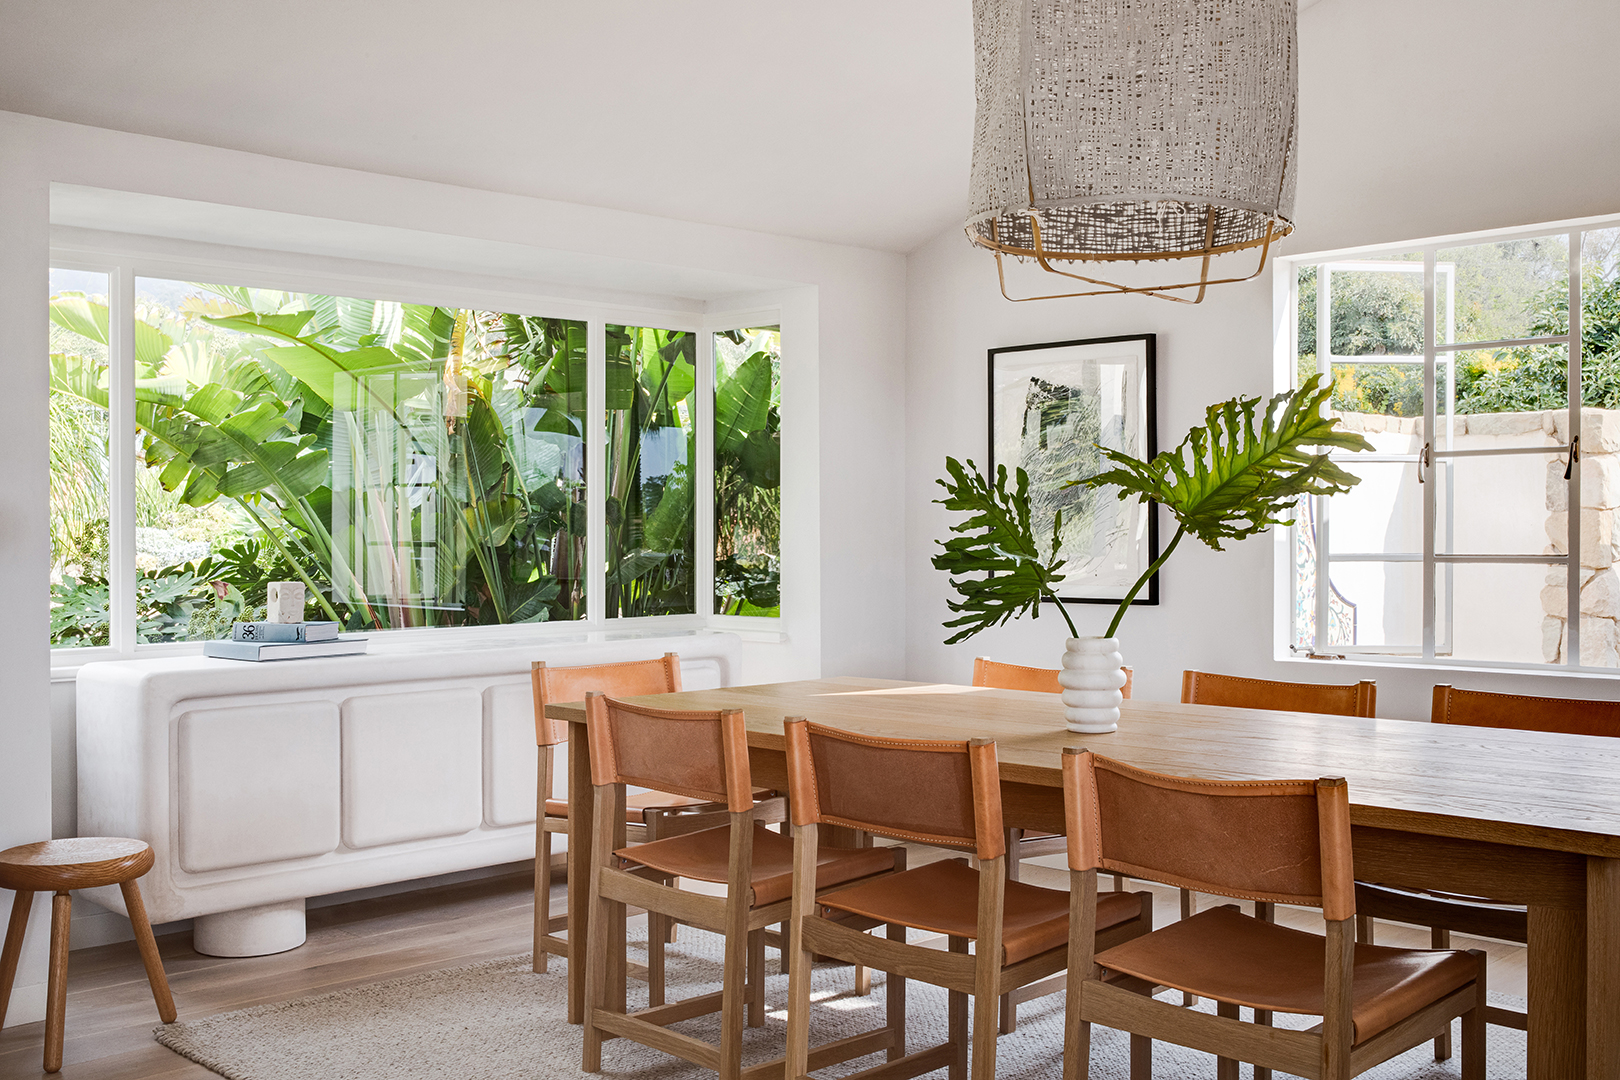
[547,676,1620,1080]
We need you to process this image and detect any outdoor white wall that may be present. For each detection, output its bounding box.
[904,0,1620,719]
[0,109,907,999]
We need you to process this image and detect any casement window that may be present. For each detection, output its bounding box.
[47,263,783,659]
[1279,213,1620,671]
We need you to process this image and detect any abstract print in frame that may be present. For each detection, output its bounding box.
[989,334,1158,606]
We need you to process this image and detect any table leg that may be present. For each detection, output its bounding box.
[568,722,592,1025]
[1528,903,1585,1078]
[1587,857,1620,1077]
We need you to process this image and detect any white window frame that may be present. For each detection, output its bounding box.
[1275,211,1620,675]
[48,241,787,672]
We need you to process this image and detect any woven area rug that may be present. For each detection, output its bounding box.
[155,927,1527,1080]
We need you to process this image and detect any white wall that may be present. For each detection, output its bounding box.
[0,109,907,1014]
[904,0,1620,719]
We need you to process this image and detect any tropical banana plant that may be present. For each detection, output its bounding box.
[1075,374,1375,636]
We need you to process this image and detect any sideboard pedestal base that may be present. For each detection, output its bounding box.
[193,898,306,957]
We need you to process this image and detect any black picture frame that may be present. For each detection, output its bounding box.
[988,333,1159,607]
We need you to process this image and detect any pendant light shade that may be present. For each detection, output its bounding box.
[967,0,1298,303]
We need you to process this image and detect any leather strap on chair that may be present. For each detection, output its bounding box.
[1182,669,1377,718]
[784,718,1006,861]
[585,692,750,810]
[1064,749,1355,915]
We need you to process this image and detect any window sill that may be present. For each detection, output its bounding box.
[1275,651,1620,682]
[50,615,790,682]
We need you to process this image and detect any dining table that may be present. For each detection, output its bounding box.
[546,676,1620,1080]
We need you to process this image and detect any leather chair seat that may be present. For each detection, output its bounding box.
[546,788,776,823]
[616,823,899,907]
[818,857,1145,965]
[1096,905,1479,1043]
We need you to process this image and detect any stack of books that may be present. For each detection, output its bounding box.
[204,621,367,662]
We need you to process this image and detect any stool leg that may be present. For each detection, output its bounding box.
[0,889,35,1029]
[119,880,176,1023]
[45,892,70,1073]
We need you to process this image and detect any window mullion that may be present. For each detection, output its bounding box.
[695,325,715,618]
[585,319,606,628]
[1314,267,1331,651]
[1567,231,1583,665]
[1421,250,1437,661]
[109,265,137,654]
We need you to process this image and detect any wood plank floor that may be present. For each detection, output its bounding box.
[0,855,1529,1080]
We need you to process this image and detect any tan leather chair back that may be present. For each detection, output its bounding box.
[1062,749,1355,920]
[583,693,753,813]
[973,657,1133,699]
[1181,669,1375,717]
[1433,683,1620,737]
[531,652,682,746]
[783,719,1006,861]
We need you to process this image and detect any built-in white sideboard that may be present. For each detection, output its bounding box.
[75,630,740,956]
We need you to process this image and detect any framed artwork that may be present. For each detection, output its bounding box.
[988,334,1158,606]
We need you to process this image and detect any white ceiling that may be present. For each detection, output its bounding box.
[0,1,1330,255]
[0,0,976,253]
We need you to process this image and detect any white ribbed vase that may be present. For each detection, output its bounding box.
[1057,636,1125,734]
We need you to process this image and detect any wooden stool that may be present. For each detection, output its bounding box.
[0,838,177,1073]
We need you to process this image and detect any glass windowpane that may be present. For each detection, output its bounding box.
[714,327,781,616]
[1327,561,1422,652]
[605,324,696,617]
[49,269,112,649]
[119,277,585,642]
[1323,461,1422,556]
[1438,235,1569,345]
[1438,562,1561,665]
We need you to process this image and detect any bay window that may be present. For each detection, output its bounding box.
[48,261,783,659]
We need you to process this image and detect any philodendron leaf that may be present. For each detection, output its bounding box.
[1074,375,1374,552]
[930,457,1070,645]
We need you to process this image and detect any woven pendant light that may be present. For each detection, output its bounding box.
[967,0,1298,303]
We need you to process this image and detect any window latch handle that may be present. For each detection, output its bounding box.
[1418,442,1431,483]
[1565,435,1581,481]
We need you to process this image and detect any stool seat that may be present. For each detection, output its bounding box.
[0,836,175,1073]
[0,838,155,892]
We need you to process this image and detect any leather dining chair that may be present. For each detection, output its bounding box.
[972,655,1134,1031]
[579,693,899,1080]
[1062,747,1486,1080]
[780,719,1153,1080]
[530,653,784,989]
[1178,668,1378,987]
[1356,683,1620,1055]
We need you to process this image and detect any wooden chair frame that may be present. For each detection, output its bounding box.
[581,696,893,1080]
[531,653,785,990]
[1062,748,1486,1080]
[782,721,1151,1080]
[1176,668,1376,1007]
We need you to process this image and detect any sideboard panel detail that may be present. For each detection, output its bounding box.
[177,701,342,873]
[340,688,483,849]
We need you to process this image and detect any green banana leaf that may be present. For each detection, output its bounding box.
[715,351,771,457]
[50,296,172,368]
